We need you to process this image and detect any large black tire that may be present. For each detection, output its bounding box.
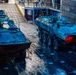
[53,36,59,50]
[47,35,53,57]
[52,36,59,61]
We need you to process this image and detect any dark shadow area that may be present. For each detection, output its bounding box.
[35,42,76,75]
[0,56,26,75]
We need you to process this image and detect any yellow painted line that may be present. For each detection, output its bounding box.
[15,3,24,17]
[15,3,28,22]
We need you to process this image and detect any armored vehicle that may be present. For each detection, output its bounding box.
[0,10,31,59]
[35,16,76,56]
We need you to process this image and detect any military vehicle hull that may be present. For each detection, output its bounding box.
[0,10,31,58]
[35,16,76,58]
[0,43,30,55]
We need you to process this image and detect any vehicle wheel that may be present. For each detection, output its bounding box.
[47,35,53,57]
[52,36,59,61]
[38,29,41,39]
[47,46,52,57]
[53,36,59,50]
[38,28,42,40]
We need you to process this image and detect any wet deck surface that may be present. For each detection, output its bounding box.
[0,3,76,75]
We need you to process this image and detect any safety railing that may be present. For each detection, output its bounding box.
[15,1,61,10]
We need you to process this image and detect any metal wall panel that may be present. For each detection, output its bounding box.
[62,0,76,24]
